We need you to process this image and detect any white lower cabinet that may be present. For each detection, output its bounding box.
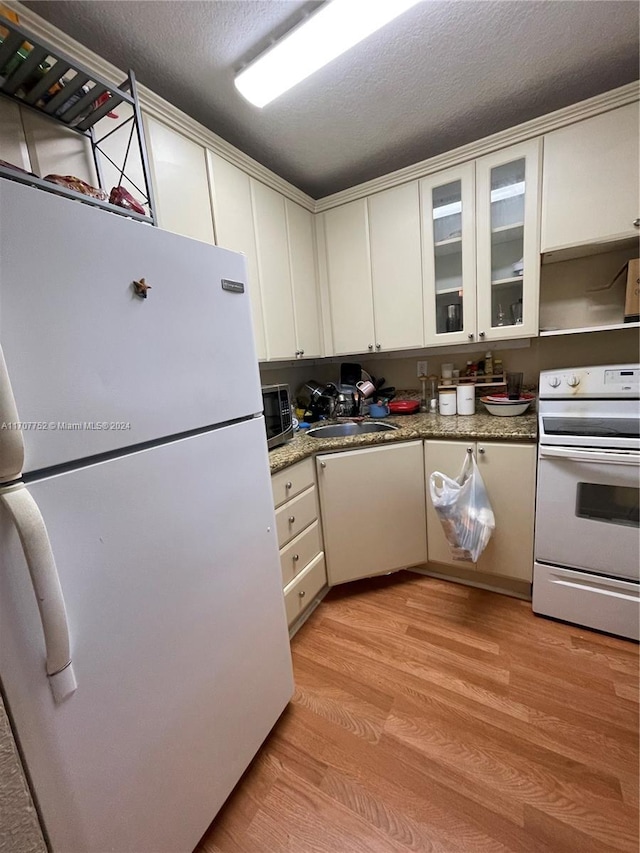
[424,439,536,582]
[284,553,326,626]
[271,459,327,628]
[316,442,428,585]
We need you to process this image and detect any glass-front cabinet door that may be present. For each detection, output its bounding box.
[421,162,476,346]
[475,139,541,340]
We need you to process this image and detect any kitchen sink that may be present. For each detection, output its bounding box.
[306,421,399,438]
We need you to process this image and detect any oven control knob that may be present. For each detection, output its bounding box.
[566,375,580,387]
[548,376,561,388]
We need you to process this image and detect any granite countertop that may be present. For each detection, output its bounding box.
[268,411,537,473]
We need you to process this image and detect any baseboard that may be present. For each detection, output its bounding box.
[409,564,532,601]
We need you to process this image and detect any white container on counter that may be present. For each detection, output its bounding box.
[456,384,475,415]
[438,388,457,415]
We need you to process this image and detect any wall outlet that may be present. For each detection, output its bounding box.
[417,360,428,377]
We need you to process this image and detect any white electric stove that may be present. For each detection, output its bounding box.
[533,364,640,640]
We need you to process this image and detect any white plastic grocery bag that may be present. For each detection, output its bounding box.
[429,452,495,563]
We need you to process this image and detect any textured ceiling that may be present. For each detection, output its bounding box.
[24,0,640,199]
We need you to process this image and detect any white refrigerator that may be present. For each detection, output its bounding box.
[0,179,294,852]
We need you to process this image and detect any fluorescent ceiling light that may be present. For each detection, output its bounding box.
[433,201,462,220]
[235,0,422,108]
[491,181,525,202]
[433,182,525,219]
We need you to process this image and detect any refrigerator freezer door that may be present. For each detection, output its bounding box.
[0,178,262,474]
[0,417,293,853]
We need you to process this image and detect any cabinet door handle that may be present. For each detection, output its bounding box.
[375,343,381,350]
[293,554,299,561]
[368,344,373,351]
[467,446,473,453]
[288,515,295,524]
[478,446,485,454]
[319,461,326,469]
[285,481,292,489]
[479,331,485,338]
[634,218,640,228]
[300,349,304,356]
[298,590,306,598]
[468,334,474,341]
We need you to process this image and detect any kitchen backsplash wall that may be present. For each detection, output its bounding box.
[259,327,639,399]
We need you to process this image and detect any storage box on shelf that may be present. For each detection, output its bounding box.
[271,458,327,631]
[0,13,155,223]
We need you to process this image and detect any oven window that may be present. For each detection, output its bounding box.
[543,417,640,439]
[576,483,639,527]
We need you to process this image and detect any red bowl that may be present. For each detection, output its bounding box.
[388,400,420,414]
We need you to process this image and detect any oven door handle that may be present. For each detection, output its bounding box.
[539,446,640,466]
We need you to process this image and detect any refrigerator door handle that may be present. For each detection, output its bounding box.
[0,345,25,483]
[0,482,77,702]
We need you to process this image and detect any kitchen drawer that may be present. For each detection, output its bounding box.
[275,485,318,547]
[283,552,326,626]
[271,458,315,508]
[280,520,322,588]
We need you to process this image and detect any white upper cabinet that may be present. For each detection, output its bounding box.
[421,163,476,347]
[285,199,322,359]
[475,138,541,341]
[250,180,297,361]
[368,182,424,351]
[322,199,375,356]
[209,159,320,362]
[143,116,214,244]
[252,185,323,361]
[541,102,640,256]
[323,186,424,356]
[207,152,267,360]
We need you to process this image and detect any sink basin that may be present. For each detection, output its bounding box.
[306,421,399,438]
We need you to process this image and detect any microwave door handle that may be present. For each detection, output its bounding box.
[0,483,77,703]
[540,446,640,466]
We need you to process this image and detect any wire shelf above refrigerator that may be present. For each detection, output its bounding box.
[0,12,156,224]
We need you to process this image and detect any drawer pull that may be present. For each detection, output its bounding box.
[319,461,326,469]
[285,481,292,489]
[293,554,299,561]
[299,590,306,598]
[634,218,640,228]
[288,515,295,524]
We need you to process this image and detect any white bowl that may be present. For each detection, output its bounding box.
[482,400,531,416]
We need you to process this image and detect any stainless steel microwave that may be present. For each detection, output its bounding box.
[261,384,293,449]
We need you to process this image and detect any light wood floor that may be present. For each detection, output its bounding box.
[197,573,639,853]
